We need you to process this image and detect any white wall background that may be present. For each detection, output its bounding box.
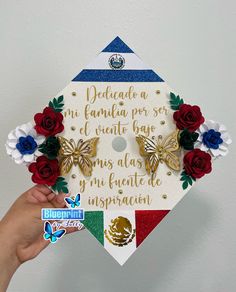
[0,1,236,291]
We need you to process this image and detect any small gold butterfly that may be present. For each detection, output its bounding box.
[58,137,99,177]
[136,130,180,175]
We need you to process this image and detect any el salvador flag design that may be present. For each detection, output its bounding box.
[72,36,164,82]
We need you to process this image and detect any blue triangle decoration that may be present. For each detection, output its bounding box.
[102,36,134,53]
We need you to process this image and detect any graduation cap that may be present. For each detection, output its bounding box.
[5,37,232,265]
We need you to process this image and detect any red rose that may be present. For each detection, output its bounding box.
[34,107,64,137]
[184,149,212,179]
[173,104,205,132]
[28,156,60,186]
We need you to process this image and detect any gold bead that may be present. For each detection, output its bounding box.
[162,194,167,199]
[118,189,123,194]
[119,101,124,106]
[72,92,76,96]
[156,90,161,94]
[71,174,76,179]
[160,120,165,125]
[158,135,163,139]
[71,126,76,131]
[167,171,172,176]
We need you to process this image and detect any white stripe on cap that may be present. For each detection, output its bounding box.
[86,52,150,70]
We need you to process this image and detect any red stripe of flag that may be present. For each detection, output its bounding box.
[135,210,170,247]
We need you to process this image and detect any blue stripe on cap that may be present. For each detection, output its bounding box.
[72,70,164,82]
[102,37,134,53]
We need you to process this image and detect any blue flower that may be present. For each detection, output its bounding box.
[195,120,232,157]
[16,135,38,155]
[6,122,45,164]
[202,129,223,149]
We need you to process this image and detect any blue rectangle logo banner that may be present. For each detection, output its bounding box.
[41,208,84,220]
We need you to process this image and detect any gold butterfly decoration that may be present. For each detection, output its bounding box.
[58,137,99,177]
[136,130,181,175]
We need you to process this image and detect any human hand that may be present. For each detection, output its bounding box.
[0,185,81,291]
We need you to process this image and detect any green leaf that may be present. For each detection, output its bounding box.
[48,95,64,112]
[49,101,54,108]
[50,176,69,194]
[181,171,187,176]
[51,184,57,192]
[55,108,63,113]
[180,170,195,189]
[57,183,67,190]
[62,186,69,193]
[180,171,187,181]
[53,98,58,107]
[170,92,184,110]
[180,171,190,189]
[187,176,193,186]
[58,95,63,103]
[182,180,189,190]
[60,181,68,186]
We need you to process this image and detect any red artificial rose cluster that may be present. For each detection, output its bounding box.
[183,149,212,179]
[29,156,60,186]
[34,107,64,137]
[173,104,205,132]
[28,106,64,186]
[173,103,212,180]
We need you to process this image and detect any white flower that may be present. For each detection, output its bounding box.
[5,122,45,165]
[195,120,232,157]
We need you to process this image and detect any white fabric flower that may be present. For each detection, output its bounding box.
[195,120,232,157]
[5,122,45,165]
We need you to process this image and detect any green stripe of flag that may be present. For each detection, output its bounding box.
[83,211,104,245]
